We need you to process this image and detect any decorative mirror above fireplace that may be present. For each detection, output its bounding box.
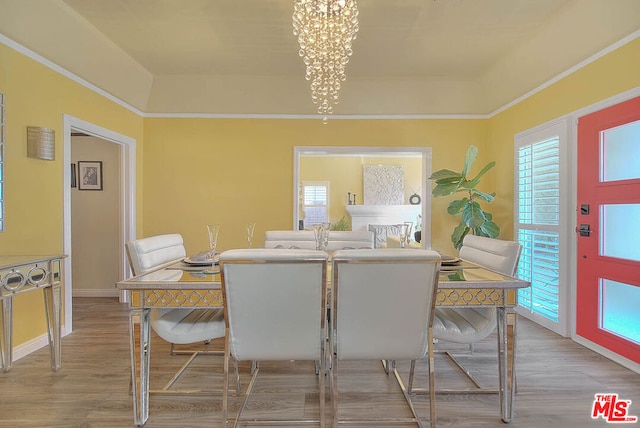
[293,146,432,248]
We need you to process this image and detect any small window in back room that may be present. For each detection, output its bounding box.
[302,182,329,229]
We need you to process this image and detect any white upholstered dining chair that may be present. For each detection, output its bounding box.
[432,234,522,391]
[125,233,238,394]
[263,230,316,249]
[324,230,374,250]
[220,248,328,427]
[331,248,440,428]
[264,230,374,251]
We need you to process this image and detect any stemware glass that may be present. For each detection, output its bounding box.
[399,223,409,248]
[246,222,256,248]
[206,224,220,259]
[404,222,413,245]
[313,224,323,250]
[321,222,331,250]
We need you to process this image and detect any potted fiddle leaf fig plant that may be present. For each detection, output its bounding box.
[429,145,500,250]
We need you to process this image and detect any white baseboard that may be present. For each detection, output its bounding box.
[13,326,71,362]
[13,292,118,363]
[573,335,640,375]
[72,288,120,298]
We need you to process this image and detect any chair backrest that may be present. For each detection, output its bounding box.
[264,230,374,251]
[220,248,328,361]
[332,248,441,361]
[459,235,522,276]
[264,230,316,249]
[325,231,374,251]
[126,233,186,276]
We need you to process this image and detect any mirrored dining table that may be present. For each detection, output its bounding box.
[116,254,529,426]
[434,260,530,423]
[116,261,223,427]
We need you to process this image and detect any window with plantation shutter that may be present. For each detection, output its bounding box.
[302,182,329,228]
[514,120,569,335]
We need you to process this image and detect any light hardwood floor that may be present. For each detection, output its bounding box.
[1,297,639,427]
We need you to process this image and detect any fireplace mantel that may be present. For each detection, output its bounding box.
[346,204,422,232]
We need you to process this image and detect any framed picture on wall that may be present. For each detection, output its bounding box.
[78,161,103,190]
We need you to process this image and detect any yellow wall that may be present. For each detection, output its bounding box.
[487,37,640,240]
[1,35,639,352]
[141,118,484,255]
[0,43,143,344]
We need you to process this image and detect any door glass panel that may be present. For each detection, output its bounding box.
[600,204,640,262]
[599,279,640,345]
[600,120,640,182]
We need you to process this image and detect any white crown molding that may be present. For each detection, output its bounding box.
[489,29,640,118]
[0,32,144,117]
[143,112,489,120]
[2,30,638,120]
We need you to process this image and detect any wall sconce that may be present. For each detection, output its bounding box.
[27,126,55,160]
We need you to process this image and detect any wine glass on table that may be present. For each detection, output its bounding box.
[313,224,323,250]
[321,222,331,250]
[246,222,256,248]
[399,223,409,248]
[207,224,220,259]
[404,222,413,246]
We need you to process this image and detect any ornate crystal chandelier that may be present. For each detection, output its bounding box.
[293,0,359,123]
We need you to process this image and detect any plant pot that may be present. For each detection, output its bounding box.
[414,231,421,243]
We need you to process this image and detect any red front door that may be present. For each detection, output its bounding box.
[576,96,640,364]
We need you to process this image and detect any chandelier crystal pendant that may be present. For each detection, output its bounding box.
[293,0,359,123]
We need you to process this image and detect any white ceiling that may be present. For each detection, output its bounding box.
[2,0,639,116]
[61,0,566,78]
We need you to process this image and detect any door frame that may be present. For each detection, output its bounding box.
[513,118,572,337]
[63,115,136,335]
[569,86,640,374]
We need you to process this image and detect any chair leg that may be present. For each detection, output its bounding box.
[232,362,260,428]
[222,333,242,427]
[391,364,423,427]
[333,357,429,427]
[223,333,230,427]
[444,350,487,390]
[331,357,339,428]
[149,348,239,395]
[319,347,326,428]
[381,359,387,374]
[412,349,499,395]
[233,358,240,395]
[159,351,200,391]
[428,328,436,428]
[408,359,416,393]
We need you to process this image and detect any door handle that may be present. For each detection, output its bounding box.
[577,224,591,237]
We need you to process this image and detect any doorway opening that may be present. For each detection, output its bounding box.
[62,115,136,335]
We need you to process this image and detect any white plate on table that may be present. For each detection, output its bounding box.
[183,254,219,266]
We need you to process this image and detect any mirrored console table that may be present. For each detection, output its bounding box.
[0,255,66,372]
